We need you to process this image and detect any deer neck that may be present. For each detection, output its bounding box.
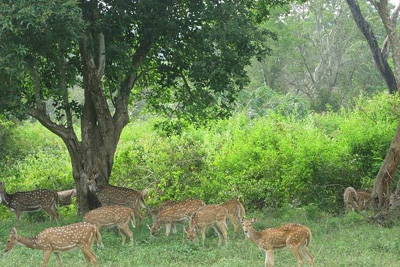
[247,227,263,245]
[17,236,43,250]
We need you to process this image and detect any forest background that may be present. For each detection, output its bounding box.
[0,0,397,218]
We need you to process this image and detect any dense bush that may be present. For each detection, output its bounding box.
[0,92,399,216]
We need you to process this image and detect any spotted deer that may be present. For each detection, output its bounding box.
[389,192,400,209]
[356,190,372,211]
[220,199,246,234]
[88,181,146,222]
[147,200,177,217]
[343,186,359,212]
[57,188,76,206]
[84,205,135,246]
[184,204,229,246]
[4,222,102,267]
[148,199,205,236]
[0,182,58,221]
[240,218,313,267]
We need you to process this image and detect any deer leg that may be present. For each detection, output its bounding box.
[117,227,127,245]
[165,223,172,236]
[118,223,134,246]
[132,207,144,222]
[229,215,238,234]
[300,246,313,266]
[217,222,228,246]
[15,210,21,221]
[201,227,206,246]
[42,250,52,267]
[212,225,222,246]
[81,247,97,267]
[44,206,58,222]
[54,252,63,267]
[290,246,303,267]
[172,223,177,234]
[263,251,269,267]
[266,249,274,267]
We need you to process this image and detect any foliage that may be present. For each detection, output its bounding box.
[0,92,398,216]
[245,0,386,112]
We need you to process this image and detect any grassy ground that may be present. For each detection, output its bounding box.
[0,207,399,267]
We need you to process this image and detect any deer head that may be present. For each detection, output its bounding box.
[4,227,18,253]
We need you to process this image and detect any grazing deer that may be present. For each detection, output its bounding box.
[343,186,359,212]
[0,181,58,221]
[240,218,313,267]
[356,190,372,211]
[147,200,177,217]
[184,204,229,246]
[84,205,135,246]
[220,199,246,234]
[88,181,146,222]
[4,222,102,267]
[148,199,205,236]
[57,188,76,206]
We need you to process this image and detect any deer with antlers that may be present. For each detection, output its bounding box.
[184,204,229,246]
[0,181,58,221]
[240,218,313,267]
[220,199,246,235]
[148,199,205,236]
[88,179,146,222]
[84,205,135,247]
[4,222,102,267]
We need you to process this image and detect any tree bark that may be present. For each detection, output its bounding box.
[372,122,400,211]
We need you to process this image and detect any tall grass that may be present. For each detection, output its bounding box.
[0,208,399,266]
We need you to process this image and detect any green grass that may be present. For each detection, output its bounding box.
[0,207,400,266]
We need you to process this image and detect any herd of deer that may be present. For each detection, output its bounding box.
[1,181,333,267]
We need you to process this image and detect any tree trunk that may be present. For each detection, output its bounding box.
[372,122,400,211]
[346,0,400,214]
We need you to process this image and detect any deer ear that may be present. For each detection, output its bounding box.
[11,227,17,236]
[251,217,258,223]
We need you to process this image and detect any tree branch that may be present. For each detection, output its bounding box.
[345,0,397,94]
[381,2,400,56]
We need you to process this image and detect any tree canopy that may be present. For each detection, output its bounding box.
[0,0,296,213]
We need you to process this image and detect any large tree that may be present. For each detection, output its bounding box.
[345,0,400,212]
[0,0,292,214]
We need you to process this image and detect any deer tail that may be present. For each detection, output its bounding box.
[305,227,312,247]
